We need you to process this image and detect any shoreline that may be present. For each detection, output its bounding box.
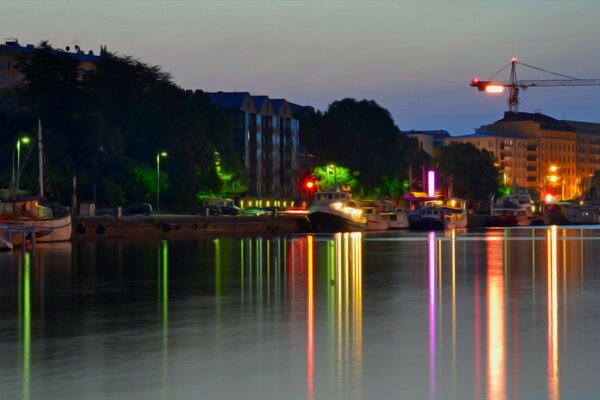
[72,214,311,240]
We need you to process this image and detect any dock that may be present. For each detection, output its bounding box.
[72,213,311,240]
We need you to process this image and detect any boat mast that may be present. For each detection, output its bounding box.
[38,119,44,198]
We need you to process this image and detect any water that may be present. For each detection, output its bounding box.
[2,227,600,399]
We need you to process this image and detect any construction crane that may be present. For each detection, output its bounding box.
[470,58,600,112]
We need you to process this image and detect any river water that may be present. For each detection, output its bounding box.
[1,227,600,399]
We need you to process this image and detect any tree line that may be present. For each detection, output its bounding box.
[0,41,499,207]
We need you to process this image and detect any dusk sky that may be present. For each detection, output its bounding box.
[4,1,600,135]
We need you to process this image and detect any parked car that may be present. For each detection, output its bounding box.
[219,205,241,216]
[241,207,268,216]
[123,203,153,216]
[196,205,222,216]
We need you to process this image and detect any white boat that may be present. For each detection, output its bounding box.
[0,200,72,244]
[489,193,543,226]
[564,202,600,224]
[309,191,367,232]
[361,200,409,230]
[0,120,72,245]
[408,199,468,230]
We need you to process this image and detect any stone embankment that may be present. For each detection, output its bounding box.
[73,214,311,240]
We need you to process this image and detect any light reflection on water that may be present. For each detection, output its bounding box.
[2,228,600,399]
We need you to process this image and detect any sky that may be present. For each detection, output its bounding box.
[3,0,600,135]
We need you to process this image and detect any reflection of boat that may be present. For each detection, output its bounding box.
[408,199,468,230]
[308,191,367,232]
[489,193,543,226]
[0,199,72,244]
[360,200,409,230]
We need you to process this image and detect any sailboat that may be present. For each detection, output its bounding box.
[0,120,73,244]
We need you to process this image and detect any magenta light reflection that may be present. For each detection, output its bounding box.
[428,231,437,400]
[428,170,436,198]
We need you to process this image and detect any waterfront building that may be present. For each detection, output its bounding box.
[446,111,600,199]
[404,130,450,156]
[208,91,300,202]
[0,39,99,91]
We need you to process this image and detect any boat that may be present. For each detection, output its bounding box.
[308,191,367,232]
[0,120,72,244]
[489,193,543,226]
[563,201,600,224]
[360,200,409,230]
[408,199,468,230]
[0,199,72,244]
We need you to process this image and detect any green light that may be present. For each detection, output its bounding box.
[214,239,221,297]
[160,240,169,398]
[22,252,31,400]
[20,136,31,144]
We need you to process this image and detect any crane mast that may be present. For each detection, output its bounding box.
[470,58,600,112]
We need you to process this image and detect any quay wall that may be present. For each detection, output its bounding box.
[73,214,311,240]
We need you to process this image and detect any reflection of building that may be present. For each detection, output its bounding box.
[0,39,99,90]
[208,92,300,200]
[446,112,600,199]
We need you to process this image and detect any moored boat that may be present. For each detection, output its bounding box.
[0,199,72,244]
[408,199,467,230]
[564,202,600,225]
[308,191,367,233]
[489,193,543,226]
[360,200,409,231]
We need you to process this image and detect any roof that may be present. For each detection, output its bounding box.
[270,99,286,113]
[207,91,251,110]
[562,120,600,135]
[251,95,269,110]
[1,40,99,62]
[403,130,450,137]
[497,111,575,132]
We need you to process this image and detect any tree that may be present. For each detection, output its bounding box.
[433,142,499,201]
[311,98,416,196]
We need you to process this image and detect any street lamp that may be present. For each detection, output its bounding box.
[13,135,31,198]
[156,151,167,212]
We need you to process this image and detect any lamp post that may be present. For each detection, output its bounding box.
[156,151,167,212]
[14,135,31,198]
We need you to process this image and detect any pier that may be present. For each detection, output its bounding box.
[72,213,311,240]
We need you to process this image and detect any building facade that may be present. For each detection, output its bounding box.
[0,39,100,91]
[208,92,300,201]
[446,112,600,199]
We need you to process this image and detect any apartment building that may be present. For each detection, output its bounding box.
[208,91,300,201]
[0,39,99,90]
[446,112,600,199]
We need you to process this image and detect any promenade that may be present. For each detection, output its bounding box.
[72,213,311,240]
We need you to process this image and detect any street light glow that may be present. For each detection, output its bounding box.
[20,136,31,144]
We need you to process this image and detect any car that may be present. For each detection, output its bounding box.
[197,205,222,216]
[219,205,241,215]
[123,203,153,216]
[241,207,268,216]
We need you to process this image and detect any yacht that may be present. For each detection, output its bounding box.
[489,193,543,226]
[564,201,600,225]
[308,191,367,232]
[361,200,409,230]
[0,199,72,244]
[408,199,468,230]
